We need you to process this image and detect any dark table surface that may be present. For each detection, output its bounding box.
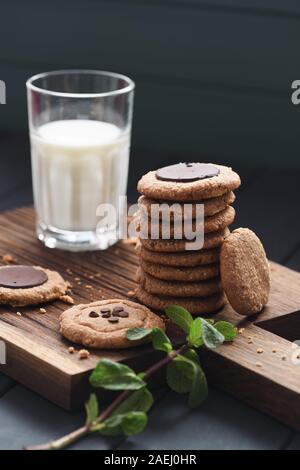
[0,134,300,450]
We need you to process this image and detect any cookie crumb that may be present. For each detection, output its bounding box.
[122,237,138,246]
[95,273,101,278]
[247,338,253,344]
[3,254,13,264]
[60,295,75,305]
[39,308,47,314]
[257,348,264,354]
[272,348,277,353]
[238,328,245,334]
[256,362,263,368]
[68,346,75,354]
[75,277,81,281]
[78,349,90,359]
[16,311,22,316]
[127,290,136,298]
[66,268,73,275]
[281,355,287,361]
[85,284,93,289]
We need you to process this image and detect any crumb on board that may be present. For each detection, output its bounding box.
[122,237,138,246]
[78,349,90,359]
[39,308,47,314]
[95,273,101,278]
[85,285,93,289]
[2,254,13,264]
[75,277,81,281]
[247,338,253,344]
[68,346,75,354]
[256,362,263,368]
[257,348,264,354]
[66,268,73,275]
[282,355,287,361]
[16,311,22,316]
[127,290,136,298]
[272,348,277,353]
[60,295,75,305]
[238,328,245,334]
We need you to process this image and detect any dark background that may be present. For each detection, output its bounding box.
[0,0,300,212]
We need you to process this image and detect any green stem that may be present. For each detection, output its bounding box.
[25,343,188,451]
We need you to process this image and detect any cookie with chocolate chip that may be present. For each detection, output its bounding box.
[0,265,69,307]
[137,163,241,201]
[59,299,165,349]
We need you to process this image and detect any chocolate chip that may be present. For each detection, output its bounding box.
[102,312,111,318]
[118,311,129,318]
[112,306,124,316]
[89,311,99,318]
[108,317,119,323]
[100,308,111,314]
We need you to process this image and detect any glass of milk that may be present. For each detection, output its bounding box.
[26,70,134,251]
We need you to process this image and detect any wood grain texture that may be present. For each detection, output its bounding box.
[0,207,300,430]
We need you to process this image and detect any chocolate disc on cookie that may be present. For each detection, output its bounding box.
[0,265,69,307]
[59,299,165,349]
[0,266,48,289]
[138,163,241,201]
[156,163,219,182]
[220,228,270,315]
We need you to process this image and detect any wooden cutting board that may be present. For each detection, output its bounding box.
[0,207,300,430]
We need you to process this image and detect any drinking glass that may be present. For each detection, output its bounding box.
[26,70,134,251]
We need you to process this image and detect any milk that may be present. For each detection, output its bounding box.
[30,120,130,232]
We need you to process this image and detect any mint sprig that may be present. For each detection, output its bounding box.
[25,306,236,450]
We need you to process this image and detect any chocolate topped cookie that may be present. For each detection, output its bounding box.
[60,299,165,349]
[0,265,69,307]
[138,163,241,201]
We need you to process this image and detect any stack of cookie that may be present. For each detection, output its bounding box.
[134,162,241,315]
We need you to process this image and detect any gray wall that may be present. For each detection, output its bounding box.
[0,0,300,173]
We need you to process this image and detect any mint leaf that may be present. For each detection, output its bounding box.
[112,387,153,415]
[85,393,99,425]
[165,305,193,333]
[188,363,208,408]
[121,411,148,436]
[151,327,173,353]
[201,318,225,349]
[187,318,203,348]
[90,359,146,390]
[214,321,237,342]
[126,327,152,341]
[183,348,200,365]
[100,411,148,437]
[166,354,208,407]
[166,358,193,394]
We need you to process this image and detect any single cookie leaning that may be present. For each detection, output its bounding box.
[137,244,220,267]
[0,265,69,307]
[138,191,236,219]
[140,228,230,252]
[140,258,219,281]
[60,299,165,349]
[138,206,235,237]
[137,268,223,297]
[138,163,241,201]
[135,286,226,315]
[220,228,270,315]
